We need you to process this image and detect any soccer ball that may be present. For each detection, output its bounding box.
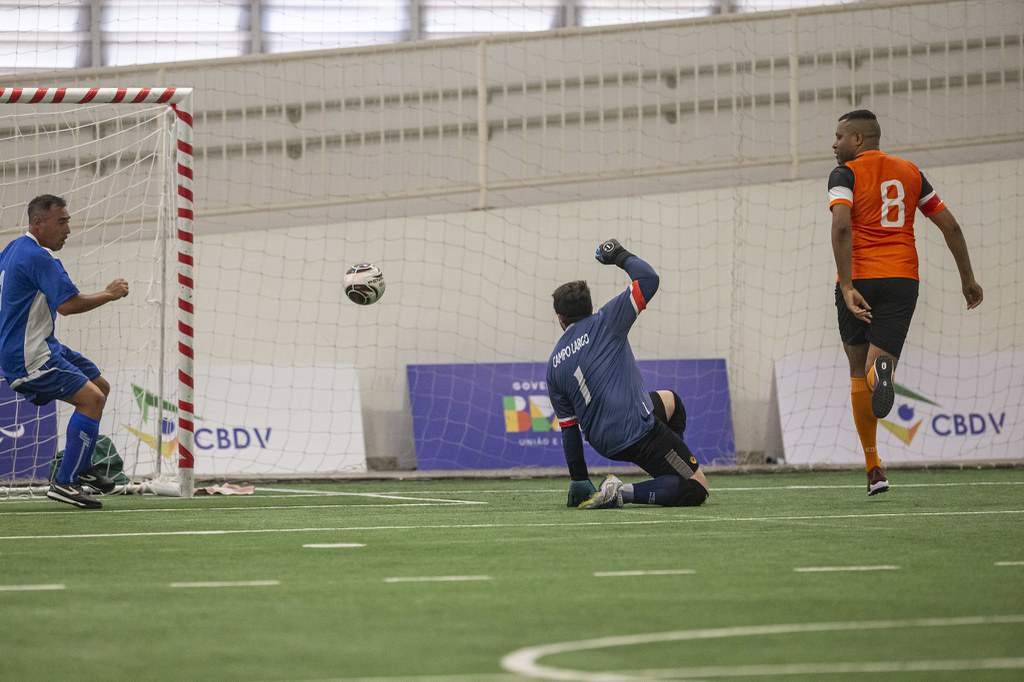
[344,263,386,305]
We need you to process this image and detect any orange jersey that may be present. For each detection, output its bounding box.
[828,150,946,280]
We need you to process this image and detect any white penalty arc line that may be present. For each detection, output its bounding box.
[628,657,1024,679]
[500,614,1024,681]
[2,508,1023,541]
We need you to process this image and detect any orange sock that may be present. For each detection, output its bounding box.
[866,363,877,391]
[850,377,882,471]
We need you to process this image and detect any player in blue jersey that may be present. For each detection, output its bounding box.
[547,239,709,509]
[0,195,129,509]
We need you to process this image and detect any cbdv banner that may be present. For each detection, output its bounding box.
[103,364,367,477]
[408,359,735,470]
[0,379,58,481]
[775,349,1024,464]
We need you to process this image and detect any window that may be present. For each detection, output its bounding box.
[0,1,85,71]
[262,1,407,51]
[102,0,248,66]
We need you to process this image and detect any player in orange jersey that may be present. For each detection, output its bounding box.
[829,110,983,495]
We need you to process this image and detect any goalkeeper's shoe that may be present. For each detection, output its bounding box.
[77,467,116,494]
[578,474,624,509]
[871,356,896,419]
[867,466,890,496]
[46,482,102,510]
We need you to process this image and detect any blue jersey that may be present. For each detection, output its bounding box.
[546,263,657,456]
[0,234,79,380]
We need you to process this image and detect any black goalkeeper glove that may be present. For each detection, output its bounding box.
[595,239,634,268]
[567,479,597,507]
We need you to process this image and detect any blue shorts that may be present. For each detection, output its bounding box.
[7,347,100,406]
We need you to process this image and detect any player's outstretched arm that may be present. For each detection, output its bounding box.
[929,208,983,309]
[57,278,129,316]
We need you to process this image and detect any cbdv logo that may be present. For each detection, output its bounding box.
[123,384,178,460]
[124,384,273,456]
[880,382,1007,447]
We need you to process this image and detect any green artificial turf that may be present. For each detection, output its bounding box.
[1,468,1022,680]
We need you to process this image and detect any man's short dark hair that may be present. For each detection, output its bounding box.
[838,109,877,123]
[552,280,593,325]
[28,194,67,221]
[838,109,881,143]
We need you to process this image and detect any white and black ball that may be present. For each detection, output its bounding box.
[343,263,386,305]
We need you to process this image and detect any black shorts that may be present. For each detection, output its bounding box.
[607,418,699,479]
[835,278,919,358]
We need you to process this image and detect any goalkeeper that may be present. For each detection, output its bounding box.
[546,239,709,509]
[0,195,129,509]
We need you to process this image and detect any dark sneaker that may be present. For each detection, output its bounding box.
[871,356,896,418]
[46,482,102,509]
[78,467,116,494]
[867,466,890,496]
[578,474,624,509]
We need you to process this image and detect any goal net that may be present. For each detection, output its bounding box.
[0,87,196,498]
[2,1,1019,487]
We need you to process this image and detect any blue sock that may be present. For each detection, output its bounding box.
[55,412,100,484]
[630,475,682,506]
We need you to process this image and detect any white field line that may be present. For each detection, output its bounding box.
[253,487,486,505]
[1,508,1021,542]
[169,580,280,588]
[0,500,485,517]
[794,565,900,572]
[303,543,365,548]
[995,561,1024,566]
[632,657,1024,679]
[256,480,1024,496]
[594,569,696,577]
[2,479,1021,506]
[0,583,65,592]
[500,614,1024,681]
[384,575,491,583]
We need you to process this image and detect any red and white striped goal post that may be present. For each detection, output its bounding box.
[0,86,197,497]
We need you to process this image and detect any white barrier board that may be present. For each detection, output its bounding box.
[775,349,1024,464]
[99,364,367,476]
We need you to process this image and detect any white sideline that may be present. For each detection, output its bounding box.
[1,508,1021,541]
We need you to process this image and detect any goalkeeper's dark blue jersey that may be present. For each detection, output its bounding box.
[546,257,658,457]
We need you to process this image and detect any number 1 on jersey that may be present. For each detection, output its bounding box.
[573,366,592,405]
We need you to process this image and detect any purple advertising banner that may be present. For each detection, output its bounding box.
[408,359,735,471]
[0,379,58,481]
